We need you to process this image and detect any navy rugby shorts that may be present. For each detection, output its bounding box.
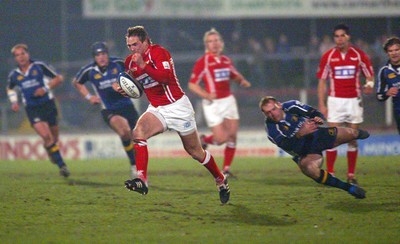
[25,100,58,126]
[303,127,337,155]
[101,105,139,130]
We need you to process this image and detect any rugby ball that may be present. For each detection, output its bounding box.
[117,72,144,99]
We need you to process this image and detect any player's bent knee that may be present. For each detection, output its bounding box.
[299,157,323,179]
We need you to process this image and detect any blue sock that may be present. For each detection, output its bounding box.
[314,169,351,191]
[46,143,65,168]
[122,139,136,166]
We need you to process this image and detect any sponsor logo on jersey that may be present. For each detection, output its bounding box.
[32,70,38,76]
[112,68,118,74]
[214,68,230,82]
[330,58,340,62]
[283,125,289,131]
[137,73,158,89]
[21,79,40,89]
[334,65,356,79]
[17,75,24,81]
[350,57,358,61]
[162,61,170,69]
[94,74,102,80]
[388,73,396,79]
[98,78,116,89]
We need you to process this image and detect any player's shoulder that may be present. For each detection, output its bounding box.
[7,68,19,80]
[150,44,164,50]
[380,63,396,75]
[79,61,96,72]
[30,60,47,68]
[109,57,125,67]
[220,54,232,62]
[124,54,134,67]
[379,62,390,71]
[195,53,208,63]
[150,44,171,55]
[349,45,368,55]
[31,60,58,73]
[109,56,124,63]
[31,59,45,65]
[282,99,300,106]
[321,47,337,57]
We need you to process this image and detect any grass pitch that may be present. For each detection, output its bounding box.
[0,156,399,243]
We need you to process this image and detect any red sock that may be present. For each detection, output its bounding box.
[347,148,358,177]
[326,149,337,174]
[201,150,224,184]
[203,135,214,145]
[134,140,149,182]
[223,143,236,171]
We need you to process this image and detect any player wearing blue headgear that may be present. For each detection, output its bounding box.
[6,44,70,177]
[73,41,140,177]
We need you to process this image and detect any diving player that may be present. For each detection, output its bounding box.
[259,96,369,199]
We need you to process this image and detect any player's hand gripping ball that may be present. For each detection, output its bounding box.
[117,72,144,99]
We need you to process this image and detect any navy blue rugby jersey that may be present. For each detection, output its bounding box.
[377,62,400,113]
[264,100,324,156]
[74,57,133,110]
[7,60,58,107]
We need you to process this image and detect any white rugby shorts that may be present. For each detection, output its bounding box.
[147,95,197,136]
[202,94,239,127]
[327,96,363,124]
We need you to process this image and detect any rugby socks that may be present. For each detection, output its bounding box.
[356,129,370,139]
[314,169,351,191]
[201,150,225,184]
[347,147,358,179]
[134,139,148,183]
[122,139,136,166]
[203,135,214,145]
[45,143,65,168]
[325,149,337,174]
[223,142,236,171]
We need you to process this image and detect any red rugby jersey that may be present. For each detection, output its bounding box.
[125,44,184,107]
[317,45,374,98]
[189,52,240,99]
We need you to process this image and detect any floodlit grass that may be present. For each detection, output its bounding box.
[0,156,399,243]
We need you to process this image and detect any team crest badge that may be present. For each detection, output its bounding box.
[183,121,191,128]
[32,70,38,76]
[112,68,118,74]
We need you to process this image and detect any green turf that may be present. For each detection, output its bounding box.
[0,156,399,243]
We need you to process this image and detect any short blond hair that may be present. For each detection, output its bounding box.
[203,28,224,52]
[11,44,28,55]
[259,96,277,111]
